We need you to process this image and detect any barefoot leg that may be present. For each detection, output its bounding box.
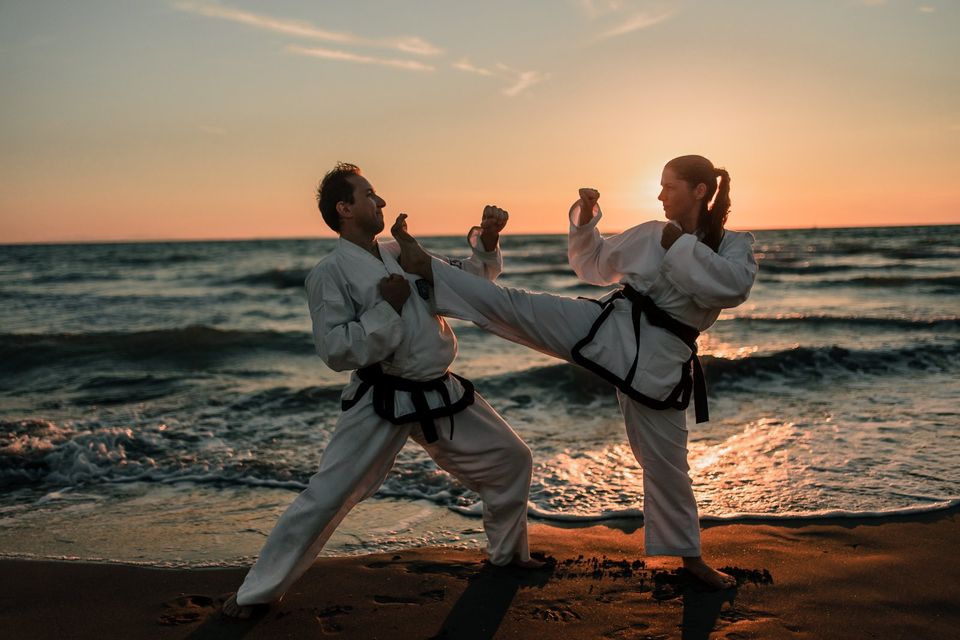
[683,557,736,589]
[390,213,434,280]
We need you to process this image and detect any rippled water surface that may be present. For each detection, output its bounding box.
[2,225,958,564]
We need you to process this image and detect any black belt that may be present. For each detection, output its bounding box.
[571,285,709,423]
[341,364,476,443]
[619,285,708,423]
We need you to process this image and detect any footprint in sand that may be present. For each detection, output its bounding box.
[718,606,776,624]
[529,604,581,622]
[365,558,478,580]
[318,619,342,635]
[158,595,217,626]
[311,604,353,635]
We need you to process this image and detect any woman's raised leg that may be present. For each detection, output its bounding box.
[392,213,601,360]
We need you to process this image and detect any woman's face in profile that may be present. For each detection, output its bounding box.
[658,167,699,226]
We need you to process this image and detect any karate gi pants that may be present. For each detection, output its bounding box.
[236,393,533,606]
[431,258,701,557]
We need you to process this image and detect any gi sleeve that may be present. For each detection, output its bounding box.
[305,268,405,371]
[567,201,630,286]
[659,231,758,309]
[455,226,503,281]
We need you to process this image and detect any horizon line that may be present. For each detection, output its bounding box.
[2,221,958,247]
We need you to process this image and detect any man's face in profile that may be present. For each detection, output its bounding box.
[345,174,386,235]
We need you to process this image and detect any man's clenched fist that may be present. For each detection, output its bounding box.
[379,273,410,313]
[479,205,508,251]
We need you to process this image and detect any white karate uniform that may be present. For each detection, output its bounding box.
[431,203,757,557]
[235,231,533,606]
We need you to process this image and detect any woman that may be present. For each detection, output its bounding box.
[394,155,757,588]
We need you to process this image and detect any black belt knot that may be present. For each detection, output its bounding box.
[616,285,709,423]
[573,286,709,422]
[341,364,475,443]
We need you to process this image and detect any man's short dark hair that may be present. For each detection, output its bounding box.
[316,163,361,232]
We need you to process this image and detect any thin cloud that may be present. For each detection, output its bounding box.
[173,1,442,56]
[177,2,540,96]
[597,8,674,38]
[495,64,549,97]
[576,1,676,40]
[287,45,434,72]
[918,5,936,13]
[451,60,547,96]
[502,70,548,97]
[452,59,494,77]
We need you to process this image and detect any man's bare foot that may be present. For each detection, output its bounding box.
[683,557,737,590]
[221,593,255,619]
[390,213,433,281]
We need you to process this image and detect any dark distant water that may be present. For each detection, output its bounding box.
[1,226,958,563]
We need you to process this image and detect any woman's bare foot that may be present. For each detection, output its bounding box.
[390,214,433,281]
[511,556,548,569]
[221,593,255,619]
[683,557,737,590]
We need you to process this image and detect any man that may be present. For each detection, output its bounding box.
[224,163,540,618]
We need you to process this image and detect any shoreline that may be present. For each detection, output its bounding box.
[3,481,958,571]
[3,507,958,639]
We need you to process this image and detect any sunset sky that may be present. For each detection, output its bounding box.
[2,0,958,243]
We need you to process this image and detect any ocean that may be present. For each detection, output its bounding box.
[1,225,958,567]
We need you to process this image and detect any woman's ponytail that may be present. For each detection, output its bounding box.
[700,168,730,252]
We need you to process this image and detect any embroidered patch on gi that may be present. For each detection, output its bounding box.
[448,258,463,270]
[415,279,432,300]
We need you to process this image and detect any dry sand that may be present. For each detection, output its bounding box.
[2,506,958,639]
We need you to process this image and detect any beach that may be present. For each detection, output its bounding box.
[3,507,958,639]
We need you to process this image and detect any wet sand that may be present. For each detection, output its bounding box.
[2,506,958,639]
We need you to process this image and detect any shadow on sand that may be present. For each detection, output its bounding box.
[429,560,554,640]
[177,559,770,639]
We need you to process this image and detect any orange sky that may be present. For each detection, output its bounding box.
[2,1,959,243]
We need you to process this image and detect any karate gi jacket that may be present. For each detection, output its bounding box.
[568,203,758,404]
[306,229,502,418]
